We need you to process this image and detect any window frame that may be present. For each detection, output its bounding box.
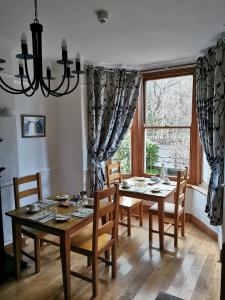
[132,67,201,184]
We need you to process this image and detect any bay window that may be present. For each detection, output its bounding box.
[113,67,201,184]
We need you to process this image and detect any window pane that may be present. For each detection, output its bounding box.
[145,75,193,126]
[144,128,190,174]
[202,152,211,184]
[113,130,131,174]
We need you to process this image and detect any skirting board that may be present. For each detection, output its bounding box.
[143,205,218,242]
[185,213,218,241]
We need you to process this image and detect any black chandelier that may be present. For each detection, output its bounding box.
[0,0,84,97]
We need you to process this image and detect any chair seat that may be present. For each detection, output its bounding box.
[70,226,111,252]
[120,197,142,208]
[149,202,183,215]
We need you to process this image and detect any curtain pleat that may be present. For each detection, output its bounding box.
[196,40,225,225]
[87,66,141,195]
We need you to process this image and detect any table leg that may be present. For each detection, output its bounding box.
[158,199,165,251]
[60,232,71,300]
[12,219,22,279]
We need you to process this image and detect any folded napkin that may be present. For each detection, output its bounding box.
[27,211,54,223]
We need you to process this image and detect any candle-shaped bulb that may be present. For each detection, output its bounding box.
[76,52,80,62]
[61,38,67,50]
[21,32,28,55]
[21,32,27,45]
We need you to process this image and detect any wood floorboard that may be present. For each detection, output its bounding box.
[0,214,221,300]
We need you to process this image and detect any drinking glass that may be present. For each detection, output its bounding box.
[78,199,84,212]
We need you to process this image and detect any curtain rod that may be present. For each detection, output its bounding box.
[84,64,139,73]
[84,62,196,74]
[141,63,196,74]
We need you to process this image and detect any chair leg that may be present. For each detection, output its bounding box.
[87,256,91,267]
[40,239,44,248]
[174,217,178,248]
[181,212,185,237]
[149,212,153,242]
[127,209,131,236]
[92,255,98,298]
[34,237,41,273]
[139,202,143,227]
[120,208,124,221]
[104,249,110,261]
[111,244,116,278]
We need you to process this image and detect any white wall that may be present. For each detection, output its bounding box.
[0,84,60,244]
[14,88,59,197]
[186,187,220,235]
[55,77,88,194]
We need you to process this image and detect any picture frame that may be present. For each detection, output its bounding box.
[21,115,46,138]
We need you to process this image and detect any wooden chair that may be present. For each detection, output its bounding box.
[70,184,119,298]
[149,167,188,248]
[105,161,143,236]
[13,172,58,273]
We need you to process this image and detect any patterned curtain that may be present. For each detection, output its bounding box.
[87,66,141,194]
[196,39,225,225]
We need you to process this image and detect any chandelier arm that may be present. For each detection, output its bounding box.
[40,83,50,97]
[0,75,34,93]
[49,73,80,97]
[21,77,36,97]
[43,61,67,93]
[44,76,70,97]
[0,84,26,95]
[24,57,36,89]
[62,73,80,95]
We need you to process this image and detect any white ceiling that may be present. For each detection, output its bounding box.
[0,0,225,69]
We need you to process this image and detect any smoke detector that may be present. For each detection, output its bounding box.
[96,10,109,23]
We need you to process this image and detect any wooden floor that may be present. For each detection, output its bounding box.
[0,214,221,300]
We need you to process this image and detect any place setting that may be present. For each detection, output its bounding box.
[120,180,151,194]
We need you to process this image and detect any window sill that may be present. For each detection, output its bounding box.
[190,184,208,196]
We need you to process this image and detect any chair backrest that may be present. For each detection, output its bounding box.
[13,173,42,209]
[105,161,122,186]
[92,184,119,254]
[174,167,188,214]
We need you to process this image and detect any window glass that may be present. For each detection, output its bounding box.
[144,128,190,174]
[113,129,131,174]
[145,76,193,126]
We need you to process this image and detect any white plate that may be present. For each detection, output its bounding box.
[54,214,70,222]
[56,195,69,200]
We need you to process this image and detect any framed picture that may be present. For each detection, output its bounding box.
[21,115,46,138]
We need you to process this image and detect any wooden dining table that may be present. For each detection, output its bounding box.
[6,202,95,300]
[119,177,177,251]
[6,178,176,299]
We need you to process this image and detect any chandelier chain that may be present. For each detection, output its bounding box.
[33,0,39,23]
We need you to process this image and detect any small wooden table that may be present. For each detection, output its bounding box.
[6,204,94,300]
[119,177,176,251]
